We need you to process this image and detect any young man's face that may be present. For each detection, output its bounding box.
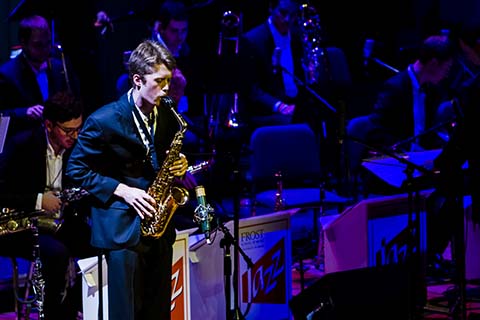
[46,116,83,150]
[138,64,172,107]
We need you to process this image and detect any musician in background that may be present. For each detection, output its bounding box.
[345,34,457,196]
[116,1,202,116]
[239,0,303,130]
[345,34,461,279]
[115,1,207,156]
[0,91,92,320]
[0,15,80,136]
[66,40,189,320]
[424,24,480,281]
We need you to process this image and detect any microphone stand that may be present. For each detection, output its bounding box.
[279,65,337,114]
[345,134,436,319]
[5,0,26,22]
[367,57,400,74]
[389,117,458,153]
[279,65,352,196]
[218,220,254,320]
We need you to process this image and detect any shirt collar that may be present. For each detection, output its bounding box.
[46,129,65,158]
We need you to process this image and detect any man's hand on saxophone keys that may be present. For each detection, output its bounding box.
[169,153,188,177]
[114,183,157,219]
[42,190,63,214]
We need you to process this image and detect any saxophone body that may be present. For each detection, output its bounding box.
[141,96,189,238]
[0,188,89,235]
[0,208,35,235]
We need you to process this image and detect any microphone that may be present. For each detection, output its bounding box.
[272,47,282,75]
[451,97,464,120]
[363,38,375,68]
[194,185,214,244]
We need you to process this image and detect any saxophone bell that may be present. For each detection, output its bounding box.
[172,186,189,206]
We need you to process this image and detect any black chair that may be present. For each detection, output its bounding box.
[248,123,351,289]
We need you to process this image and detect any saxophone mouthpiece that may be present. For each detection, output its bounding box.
[161,96,176,109]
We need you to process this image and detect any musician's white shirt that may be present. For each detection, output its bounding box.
[35,138,65,211]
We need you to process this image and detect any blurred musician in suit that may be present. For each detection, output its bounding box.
[0,15,79,136]
[0,91,93,319]
[345,34,457,195]
[239,0,303,130]
[425,25,480,279]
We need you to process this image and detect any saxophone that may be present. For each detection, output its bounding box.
[38,187,89,234]
[0,208,36,235]
[0,188,89,235]
[141,96,189,238]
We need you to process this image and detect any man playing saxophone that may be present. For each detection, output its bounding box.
[66,39,189,320]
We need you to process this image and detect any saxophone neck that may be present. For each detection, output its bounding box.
[162,96,188,132]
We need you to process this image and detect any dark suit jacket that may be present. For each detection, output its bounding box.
[240,21,305,117]
[66,93,179,250]
[369,68,449,150]
[0,125,65,210]
[0,53,78,133]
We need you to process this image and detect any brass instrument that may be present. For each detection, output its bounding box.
[38,187,89,234]
[0,208,38,235]
[218,10,241,56]
[217,10,242,129]
[298,3,323,85]
[141,96,189,238]
[187,160,212,175]
[0,188,88,235]
[274,171,286,211]
[55,44,72,93]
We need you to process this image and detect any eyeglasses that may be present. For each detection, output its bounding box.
[55,122,82,137]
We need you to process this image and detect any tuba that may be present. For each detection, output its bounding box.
[141,96,189,238]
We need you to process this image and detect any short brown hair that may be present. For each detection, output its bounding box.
[128,39,176,83]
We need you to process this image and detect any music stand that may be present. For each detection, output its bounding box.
[347,134,437,318]
[361,149,442,189]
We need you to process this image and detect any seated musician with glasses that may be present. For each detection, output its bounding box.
[0,91,95,320]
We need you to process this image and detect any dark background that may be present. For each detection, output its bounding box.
[2,0,480,117]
